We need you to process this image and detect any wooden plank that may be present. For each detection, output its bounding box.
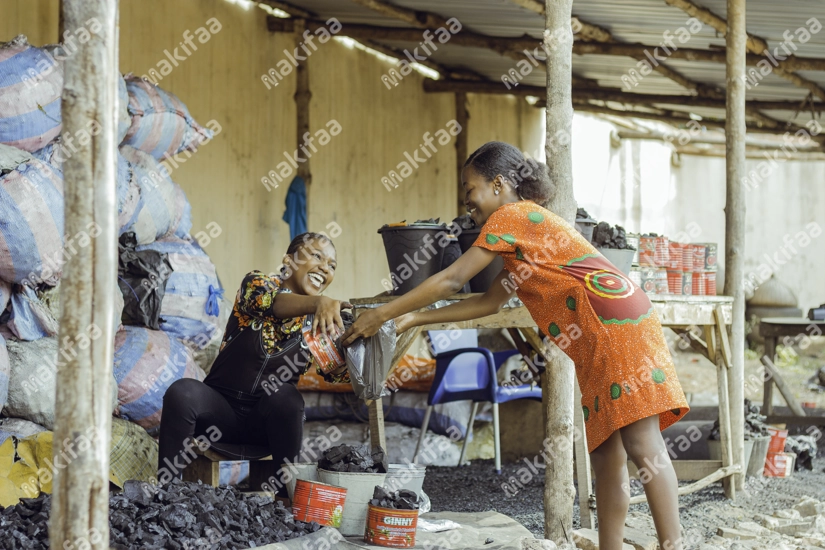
[765,415,825,426]
[762,355,807,417]
[716,360,735,499]
[714,306,733,369]
[763,336,776,416]
[573,381,593,529]
[627,465,740,504]
[627,459,723,481]
[369,399,387,451]
[703,325,717,365]
[760,319,825,338]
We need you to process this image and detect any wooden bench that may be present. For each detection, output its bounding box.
[181,442,281,492]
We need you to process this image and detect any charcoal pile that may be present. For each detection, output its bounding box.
[591,222,634,250]
[369,486,420,510]
[576,207,594,220]
[786,434,817,471]
[452,214,476,230]
[709,399,771,440]
[318,444,388,473]
[0,479,321,550]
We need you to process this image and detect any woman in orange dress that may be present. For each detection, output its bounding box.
[344,141,688,550]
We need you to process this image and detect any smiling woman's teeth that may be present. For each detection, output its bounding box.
[309,273,324,288]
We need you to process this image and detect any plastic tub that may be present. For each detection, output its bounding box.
[767,427,788,454]
[596,247,635,276]
[318,469,387,536]
[456,228,505,293]
[364,505,418,547]
[383,463,426,495]
[284,462,318,501]
[378,225,447,295]
[291,479,347,528]
[707,438,754,471]
[747,436,771,477]
[764,451,796,477]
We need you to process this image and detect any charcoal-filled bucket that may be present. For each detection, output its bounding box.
[318,469,387,536]
[378,226,446,295]
[456,228,505,292]
[284,462,318,501]
[364,505,419,547]
[575,217,597,242]
[383,464,426,495]
[291,479,347,528]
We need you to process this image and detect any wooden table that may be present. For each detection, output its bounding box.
[760,317,825,417]
[350,294,738,528]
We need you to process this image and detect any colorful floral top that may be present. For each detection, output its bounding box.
[221,270,350,384]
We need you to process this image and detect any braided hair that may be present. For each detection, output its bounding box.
[464,141,554,207]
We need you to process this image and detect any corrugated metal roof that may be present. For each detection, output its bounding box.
[286,0,825,128]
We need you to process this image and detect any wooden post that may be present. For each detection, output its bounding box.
[762,336,776,415]
[573,381,593,529]
[294,19,312,190]
[51,1,118,549]
[455,92,468,216]
[725,0,747,493]
[543,0,577,542]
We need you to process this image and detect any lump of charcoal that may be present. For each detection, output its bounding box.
[591,222,612,247]
[576,207,592,220]
[159,504,196,530]
[123,479,154,506]
[372,486,390,502]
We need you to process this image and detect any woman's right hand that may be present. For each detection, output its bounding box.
[313,297,351,335]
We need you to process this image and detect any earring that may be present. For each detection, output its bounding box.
[494,189,500,195]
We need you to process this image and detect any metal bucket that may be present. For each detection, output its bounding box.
[318,469,388,536]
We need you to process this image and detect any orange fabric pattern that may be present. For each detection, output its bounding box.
[472,201,688,452]
[297,355,436,393]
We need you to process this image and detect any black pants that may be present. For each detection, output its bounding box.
[157,378,304,496]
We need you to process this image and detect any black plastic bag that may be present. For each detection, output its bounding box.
[346,319,396,401]
[117,232,173,330]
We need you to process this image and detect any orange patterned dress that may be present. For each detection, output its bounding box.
[473,201,688,452]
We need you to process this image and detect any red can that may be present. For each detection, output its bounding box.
[692,271,705,296]
[639,237,656,267]
[654,236,669,267]
[697,242,718,271]
[292,480,347,528]
[301,316,346,374]
[704,271,717,296]
[667,242,683,270]
[667,270,692,295]
[364,505,419,548]
[692,244,707,271]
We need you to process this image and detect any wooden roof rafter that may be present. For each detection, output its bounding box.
[664,0,825,102]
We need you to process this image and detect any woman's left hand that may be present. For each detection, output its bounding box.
[341,309,385,347]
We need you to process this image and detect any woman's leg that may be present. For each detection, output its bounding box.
[620,415,682,550]
[589,429,630,550]
[157,378,243,480]
[248,383,305,497]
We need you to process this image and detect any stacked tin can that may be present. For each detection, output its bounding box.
[695,243,717,296]
[636,235,670,295]
[666,242,692,295]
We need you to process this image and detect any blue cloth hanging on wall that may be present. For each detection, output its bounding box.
[282,176,307,239]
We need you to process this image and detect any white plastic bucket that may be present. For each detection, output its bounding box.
[317,469,387,536]
[284,462,318,501]
[383,463,426,495]
[708,438,754,472]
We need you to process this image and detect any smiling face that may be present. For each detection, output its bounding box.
[282,237,337,296]
[462,165,518,225]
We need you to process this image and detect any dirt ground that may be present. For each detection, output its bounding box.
[422,333,825,545]
[423,457,825,543]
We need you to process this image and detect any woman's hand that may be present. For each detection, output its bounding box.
[341,309,385,346]
[393,312,418,335]
[312,297,352,335]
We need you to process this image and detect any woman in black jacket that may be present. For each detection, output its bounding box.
[157,232,350,495]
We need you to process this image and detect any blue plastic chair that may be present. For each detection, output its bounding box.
[413,330,543,473]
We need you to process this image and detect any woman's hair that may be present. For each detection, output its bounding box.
[463,141,554,207]
[286,232,335,257]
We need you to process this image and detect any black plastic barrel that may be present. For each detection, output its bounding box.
[378,225,448,295]
[456,228,505,293]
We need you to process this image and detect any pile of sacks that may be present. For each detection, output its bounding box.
[0,35,228,504]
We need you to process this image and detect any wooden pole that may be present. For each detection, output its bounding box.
[51,1,118,548]
[725,0,747,493]
[294,19,312,189]
[455,92,468,216]
[543,0,577,542]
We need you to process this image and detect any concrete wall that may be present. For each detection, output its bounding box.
[572,113,825,311]
[2,0,545,301]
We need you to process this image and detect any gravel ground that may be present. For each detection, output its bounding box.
[422,457,825,541]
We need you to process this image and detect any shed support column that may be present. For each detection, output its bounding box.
[51,1,118,549]
[725,0,747,493]
[455,92,468,215]
[294,19,312,192]
[543,0,578,542]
